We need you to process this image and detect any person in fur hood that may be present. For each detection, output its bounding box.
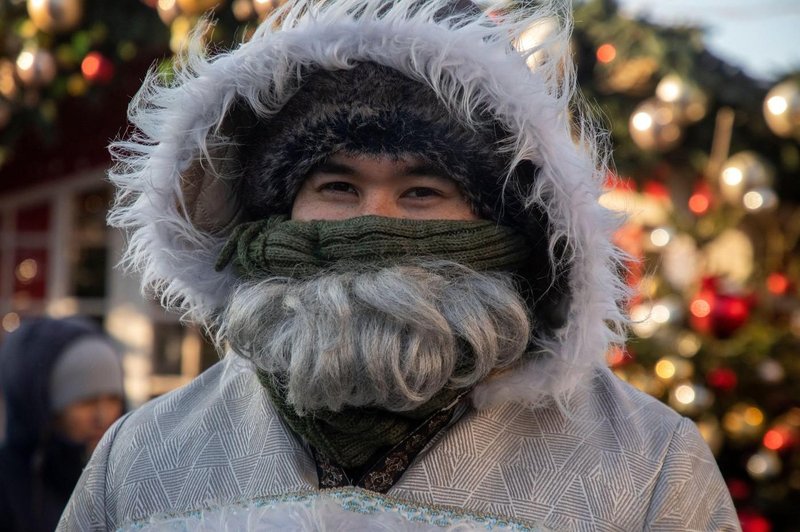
[60,1,739,530]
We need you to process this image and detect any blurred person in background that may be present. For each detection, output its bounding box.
[0,317,125,532]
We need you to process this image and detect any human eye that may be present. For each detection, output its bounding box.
[318,181,357,195]
[402,187,442,199]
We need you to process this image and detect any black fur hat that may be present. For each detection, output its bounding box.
[236,62,526,224]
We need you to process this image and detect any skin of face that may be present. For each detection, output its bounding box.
[291,153,479,221]
[53,394,124,454]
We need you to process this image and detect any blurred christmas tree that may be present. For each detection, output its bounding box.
[0,0,266,171]
[1,0,800,529]
[0,0,163,164]
[568,1,800,530]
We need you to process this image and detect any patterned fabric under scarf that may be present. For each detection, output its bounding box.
[259,370,471,492]
[312,391,471,493]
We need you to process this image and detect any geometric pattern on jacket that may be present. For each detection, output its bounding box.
[58,357,741,531]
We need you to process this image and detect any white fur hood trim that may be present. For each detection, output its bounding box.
[108,0,629,408]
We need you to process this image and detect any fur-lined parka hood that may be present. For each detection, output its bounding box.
[109,0,628,408]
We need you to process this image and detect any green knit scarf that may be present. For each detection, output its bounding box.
[215,215,532,278]
[258,370,465,470]
[217,215,532,469]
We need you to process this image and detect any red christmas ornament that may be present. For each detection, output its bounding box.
[688,181,713,215]
[738,510,772,532]
[642,180,670,202]
[81,51,114,85]
[766,272,792,295]
[690,277,753,338]
[713,295,751,336]
[706,367,737,392]
[596,43,617,64]
[763,427,791,451]
[726,478,751,501]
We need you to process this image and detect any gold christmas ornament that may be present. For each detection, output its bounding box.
[15,47,57,87]
[637,275,660,300]
[718,151,774,204]
[646,226,673,251]
[27,0,84,33]
[746,450,782,480]
[629,98,683,151]
[742,187,778,213]
[18,19,39,39]
[232,0,255,21]
[763,79,800,138]
[668,381,712,416]
[661,233,701,291]
[655,74,708,124]
[598,56,659,96]
[253,0,287,19]
[597,186,672,226]
[515,17,564,72]
[650,296,684,326]
[654,356,694,383]
[676,332,702,358]
[703,229,754,286]
[629,303,659,338]
[0,60,19,99]
[170,15,194,53]
[175,0,225,15]
[723,403,764,442]
[157,0,182,25]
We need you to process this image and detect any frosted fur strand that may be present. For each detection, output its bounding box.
[107,0,630,409]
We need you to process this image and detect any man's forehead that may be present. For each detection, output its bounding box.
[323,152,453,178]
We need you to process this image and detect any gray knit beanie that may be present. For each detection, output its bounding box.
[49,336,125,413]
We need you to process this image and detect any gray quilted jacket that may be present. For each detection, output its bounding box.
[59,357,739,530]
